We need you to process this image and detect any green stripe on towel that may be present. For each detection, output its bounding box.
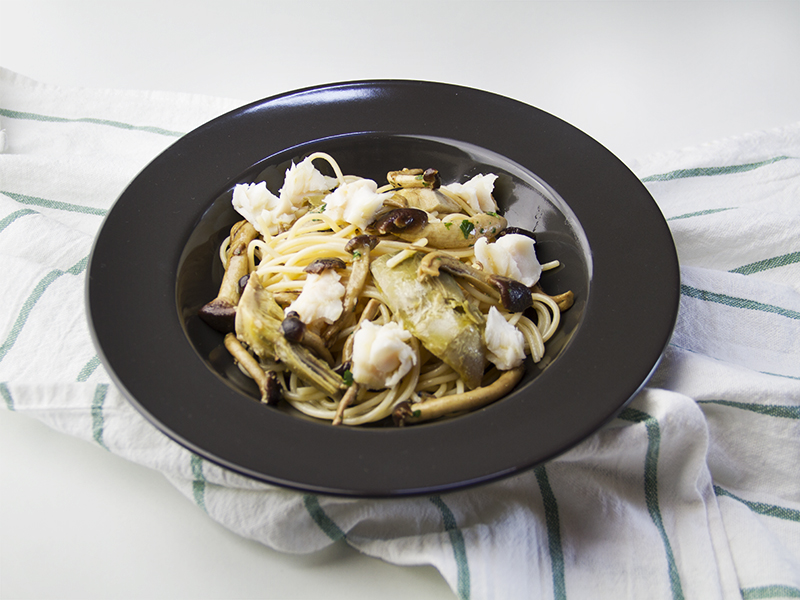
[698,400,800,420]
[667,207,737,221]
[534,465,566,600]
[0,107,185,137]
[2,190,108,216]
[714,486,800,523]
[0,256,89,362]
[619,407,685,600]
[91,383,109,450]
[641,156,795,182]
[302,494,346,542]
[0,208,36,233]
[0,255,89,364]
[429,495,471,600]
[742,585,800,599]
[730,251,800,275]
[681,284,800,321]
[1,382,14,411]
[191,454,208,512]
[77,356,102,382]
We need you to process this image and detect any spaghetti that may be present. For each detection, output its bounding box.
[201,152,572,426]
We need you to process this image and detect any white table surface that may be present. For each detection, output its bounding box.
[1,1,798,598]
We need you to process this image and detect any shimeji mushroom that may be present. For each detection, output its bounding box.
[370,207,507,250]
[392,365,525,425]
[198,220,259,332]
[223,333,283,405]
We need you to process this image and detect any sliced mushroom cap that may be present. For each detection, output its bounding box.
[198,299,237,333]
[345,234,379,255]
[304,257,347,274]
[488,275,534,313]
[280,311,306,343]
[369,207,428,236]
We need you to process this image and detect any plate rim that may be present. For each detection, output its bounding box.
[86,80,679,497]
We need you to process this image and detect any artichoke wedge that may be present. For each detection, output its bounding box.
[371,253,486,389]
[235,274,346,397]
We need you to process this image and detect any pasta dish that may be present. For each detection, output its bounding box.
[198,153,573,426]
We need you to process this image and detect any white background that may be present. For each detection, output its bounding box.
[1,1,799,598]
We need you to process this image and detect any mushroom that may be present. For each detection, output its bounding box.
[281,311,335,366]
[533,285,575,312]
[391,187,462,215]
[323,234,379,343]
[331,384,359,426]
[370,207,428,237]
[387,167,441,189]
[304,257,347,274]
[370,208,507,249]
[418,251,533,313]
[392,366,525,425]
[199,220,259,332]
[223,333,283,405]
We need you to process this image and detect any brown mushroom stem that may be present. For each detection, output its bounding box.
[392,366,525,425]
[223,333,283,404]
[532,285,575,312]
[332,384,360,426]
[199,220,259,332]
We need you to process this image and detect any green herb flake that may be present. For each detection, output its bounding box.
[460,220,475,239]
[352,250,362,259]
[413,410,422,418]
[486,211,498,217]
[343,370,354,386]
[444,222,453,230]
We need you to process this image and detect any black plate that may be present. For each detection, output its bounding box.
[87,81,679,497]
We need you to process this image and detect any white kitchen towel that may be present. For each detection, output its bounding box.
[1,67,798,600]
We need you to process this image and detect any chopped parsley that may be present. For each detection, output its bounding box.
[343,370,354,386]
[460,220,475,239]
[486,211,498,217]
[352,250,362,259]
[443,222,453,230]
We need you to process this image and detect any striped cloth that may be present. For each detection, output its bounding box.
[2,67,799,600]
